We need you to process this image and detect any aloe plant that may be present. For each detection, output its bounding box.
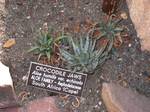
[99,17,123,38]
[28,31,54,61]
[59,36,109,74]
[98,16,123,50]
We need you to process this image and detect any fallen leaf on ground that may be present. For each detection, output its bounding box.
[59,95,69,100]
[122,80,128,87]
[72,97,80,108]
[92,30,101,38]
[74,21,80,33]
[122,33,131,43]
[3,38,16,48]
[114,34,123,48]
[83,18,95,32]
[18,91,30,102]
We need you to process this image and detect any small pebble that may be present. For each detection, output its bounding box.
[26,16,31,19]
[13,7,17,10]
[118,57,123,61]
[128,43,132,47]
[22,75,28,81]
[96,90,99,93]
[47,13,50,16]
[89,89,92,93]
[60,10,64,13]
[139,73,142,76]
[94,104,98,108]
[98,101,102,106]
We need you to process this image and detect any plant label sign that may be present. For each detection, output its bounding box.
[27,62,87,97]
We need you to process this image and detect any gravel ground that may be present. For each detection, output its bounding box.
[1,0,150,112]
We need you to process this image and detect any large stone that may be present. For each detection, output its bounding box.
[126,0,150,51]
[0,107,23,112]
[26,97,60,112]
[0,62,18,108]
[101,83,150,112]
[1,97,61,112]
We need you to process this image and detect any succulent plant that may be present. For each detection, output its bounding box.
[102,17,123,50]
[99,17,123,39]
[28,26,68,62]
[28,30,54,61]
[59,35,109,74]
[89,16,124,52]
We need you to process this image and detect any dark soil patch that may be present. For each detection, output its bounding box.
[1,0,150,112]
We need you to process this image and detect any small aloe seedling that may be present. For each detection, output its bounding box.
[59,35,109,74]
[99,17,123,38]
[98,16,123,50]
[89,16,124,52]
[28,30,54,61]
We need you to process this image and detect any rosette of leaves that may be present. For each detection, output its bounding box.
[98,16,124,51]
[59,36,109,74]
[28,31,54,61]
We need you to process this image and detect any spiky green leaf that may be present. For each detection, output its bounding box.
[46,51,51,61]
[60,49,75,61]
[28,46,39,53]
[84,36,90,52]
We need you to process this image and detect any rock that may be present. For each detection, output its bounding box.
[3,39,16,48]
[1,97,62,112]
[0,62,18,108]
[101,83,150,112]
[26,97,60,112]
[0,0,5,12]
[126,0,150,51]
[0,107,23,112]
